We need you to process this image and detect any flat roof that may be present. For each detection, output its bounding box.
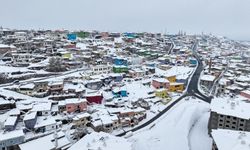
[0,130,24,141]
[210,96,250,120]
[23,111,37,121]
[4,116,17,126]
[212,129,250,150]
[200,74,216,82]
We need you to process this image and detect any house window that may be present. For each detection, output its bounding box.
[239,123,244,127]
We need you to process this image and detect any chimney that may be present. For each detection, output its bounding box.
[209,57,212,73]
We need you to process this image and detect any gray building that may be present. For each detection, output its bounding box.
[23,111,37,130]
[4,116,18,131]
[208,97,250,135]
[0,130,25,150]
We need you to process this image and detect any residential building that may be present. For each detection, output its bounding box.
[48,81,64,95]
[72,113,91,128]
[23,111,37,130]
[0,130,25,150]
[4,116,18,131]
[240,90,250,100]
[65,98,87,113]
[34,116,59,133]
[155,89,168,99]
[152,78,170,89]
[200,74,216,89]
[208,97,250,135]
[169,82,184,92]
[91,64,112,75]
[85,92,103,104]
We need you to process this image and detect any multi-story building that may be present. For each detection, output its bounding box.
[91,64,112,75]
[200,74,216,90]
[208,97,250,135]
[0,130,25,150]
[65,98,88,113]
[48,81,64,95]
[152,78,170,89]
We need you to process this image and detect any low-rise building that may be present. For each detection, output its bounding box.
[72,113,91,128]
[200,74,216,89]
[0,98,15,111]
[85,92,103,104]
[155,88,168,99]
[65,98,87,113]
[23,111,37,130]
[240,90,250,100]
[169,82,184,92]
[91,64,112,75]
[152,78,170,89]
[48,81,64,95]
[0,130,25,150]
[34,116,59,133]
[4,116,18,131]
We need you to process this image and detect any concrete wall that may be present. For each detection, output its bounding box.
[208,111,250,135]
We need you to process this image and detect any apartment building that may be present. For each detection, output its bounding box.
[208,97,250,135]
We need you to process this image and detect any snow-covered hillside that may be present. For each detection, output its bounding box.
[129,98,212,150]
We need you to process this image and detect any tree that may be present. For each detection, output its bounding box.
[47,57,66,72]
[0,73,8,84]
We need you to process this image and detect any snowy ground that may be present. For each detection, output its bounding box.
[129,98,212,150]
[189,112,212,150]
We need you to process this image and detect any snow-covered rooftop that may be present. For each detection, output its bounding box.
[212,129,250,150]
[34,116,56,129]
[210,96,250,119]
[200,74,216,82]
[68,131,133,150]
[19,131,71,150]
[0,130,24,141]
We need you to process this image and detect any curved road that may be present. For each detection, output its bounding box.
[117,41,212,136]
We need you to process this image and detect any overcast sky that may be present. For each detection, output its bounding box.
[1,0,250,40]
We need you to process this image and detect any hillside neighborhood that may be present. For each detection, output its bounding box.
[0,28,250,150]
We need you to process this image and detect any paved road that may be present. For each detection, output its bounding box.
[117,42,212,136]
[168,39,175,55]
[186,42,212,103]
